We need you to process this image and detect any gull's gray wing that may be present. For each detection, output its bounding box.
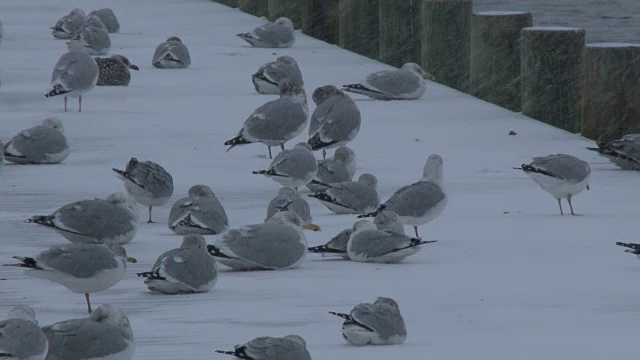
[242,336,311,360]
[0,319,48,359]
[158,248,217,290]
[266,196,312,224]
[252,23,295,47]
[130,161,174,198]
[242,97,308,144]
[35,243,118,278]
[169,196,228,234]
[326,182,379,212]
[153,41,191,67]
[43,319,130,360]
[309,96,361,145]
[51,51,99,90]
[530,154,591,183]
[4,125,68,163]
[88,9,120,33]
[383,181,445,218]
[52,199,136,242]
[348,229,413,258]
[269,149,317,178]
[364,69,421,98]
[351,302,407,342]
[263,61,303,87]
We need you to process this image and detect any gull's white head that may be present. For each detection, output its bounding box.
[112,55,139,70]
[89,305,133,339]
[42,117,65,133]
[278,81,306,98]
[70,8,86,18]
[277,186,299,199]
[373,210,404,234]
[284,335,307,347]
[106,192,139,219]
[277,55,297,65]
[374,297,400,309]
[105,243,136,263]
[188,184,215,198]
[334,146,357,178]
[358,173,377,189]
[268,210,320,231]
[352,219,376,234]
[8,305,37,323]
[86,15,106,29]
[66,39,86,51]
[401,62,435,81]
[275,17,294,30]
[181,234,207,249]
[312,85,344,105]
[166,36,183,43]
[422,154,444,186]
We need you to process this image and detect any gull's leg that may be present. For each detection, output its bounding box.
[85,293,92,313]
[568,195,576,216]
[268,146,272,159]
[557,198,564,215]
[414,226,419,237]
[322,149,326,160]
[78,96,82,112]
[64,97,68,112]
[147,205,153,223]
[280,144,285,151]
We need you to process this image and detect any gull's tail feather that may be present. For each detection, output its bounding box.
[329,311,352,320]
[308,245,345,254]
[45,84,72,98]
[207,244,233,259]
[616,242,640,254]
[308,133,337,151]
[224,135,251,153]
[513,164,562,179]
[5,256,39,269]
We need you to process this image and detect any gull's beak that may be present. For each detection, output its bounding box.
[303,223,321,232]
[126,257,138,263]
[130,64,140,71]
[423,72,435,81]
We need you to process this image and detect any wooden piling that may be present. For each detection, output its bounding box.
[379,0,422,68]
[301,0,340,44]
[268,0,302,28]
[521,27,585,133]
[338,0,379,59]
[239,0,269,17]
[214,0,238,8]
[581,43,640,143]
[470,11,532,111]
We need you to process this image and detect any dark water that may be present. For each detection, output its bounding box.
[473,0,640,44]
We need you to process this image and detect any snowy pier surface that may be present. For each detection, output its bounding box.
[1,1,640,359]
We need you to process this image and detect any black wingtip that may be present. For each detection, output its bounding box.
[308,245,345,254]
[307,134,337,151]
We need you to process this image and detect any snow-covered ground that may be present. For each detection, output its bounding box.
[2,1,640,359]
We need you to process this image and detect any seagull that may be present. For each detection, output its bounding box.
[51,8,86,40]
[88,8,120,33]
[168,185,228,235]
[113,157,174,223]
[252,143,318,189]
[265,186,312,224]
[515,154,591,215]
[96,55,139,86]
[342,62,434,100]
[236,17,295,48]
[329,297,407,346]
[42,305,134,360]
[359,154,447,237]
[3,117,70,164]
[616,242,640,257]
[71,15,111,55]
[309,173,379,215]
[307,146,357,193]
[152,36,191,69]
[45,40,99,112]
[216,335,311,360]
[5,243,137,314]
[0,305,48,360]
[587,134,640,170]
[137,234,218,294]
[252,55,304,94]
[225,83,308,159]
[308,85,361,159]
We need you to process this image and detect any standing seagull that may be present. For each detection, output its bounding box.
[43,305,134,360]
[168,184,228,235]
[587,134,640,170]
[329,297,407,346]
[342,62,434,101]
[5,243,137,314]
[237,17,295,48]
[51,8,86,39]
[252,55,304,94]
[515,154,591,215]
[308,85,361,159]
[96,55,139,86]
[0,305,49,360]
[152,36,191,69]
[225,83,308,159]
[45,40,99,112]
[88,8,120,33]
[216,335,311,360]
[137,234,218,294]
[359,154,447,237]
[113,157,174,223]
[3,117,70,164]
[252,143,318,189]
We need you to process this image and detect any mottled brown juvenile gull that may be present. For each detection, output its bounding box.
[96,55,139,86]
[237,17,295,48]
[43,305,134,360]
[45,40,99,112]
[207,211,320,271]
[252,143,317,189]
[216,335,311,360]
[225,83,308,159]
[587,134,640,170]
[152,36,191,69]
[515,154,591,215]
[88,8,120,33]
[309,173,379,215]
[0,305,48,360]
[26,192,138,245]
[168,185,228,235]
[51,8,86,40]
[113,157,174,223]
[3,117,69,165]
[342,62,434,100]
[329,297,407,346]
[6,243,136,314]
[360,154,447,237]
[265,187,312,224]
[137,234,218,294]
[252,55,303,94]
[308,86,361,159]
